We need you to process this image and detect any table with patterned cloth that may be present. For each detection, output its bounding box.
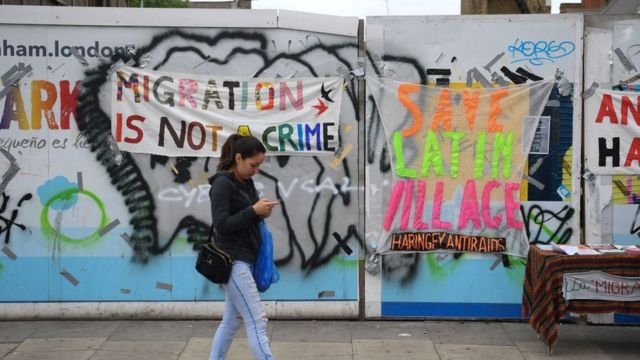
[522,245,640,353]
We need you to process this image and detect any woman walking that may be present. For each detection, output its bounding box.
[208,134,278,360]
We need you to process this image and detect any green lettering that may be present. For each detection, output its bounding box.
[420,130,444,177]
[262,126,278,151]
[278,124,298,151]
[492,131,513,179]
[475,131,486,179]
[444,131,464,178]
[392,131,417,178]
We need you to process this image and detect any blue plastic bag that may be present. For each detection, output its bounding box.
[253,221,280,292]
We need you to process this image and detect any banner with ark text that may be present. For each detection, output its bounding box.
[367,76,554,258]
[111,66,343,157]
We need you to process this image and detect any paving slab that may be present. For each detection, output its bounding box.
[1,350,96,360]
[426,321,515,346]
[89,350,180,360]
[13,338,105,352]
[29,321,120,339]
[0,344,17,358]
[177,336,263,359]
[186,321,219,338]
[500,322,541,342]
[350,321,429,340]
[514,340,551,354]
[108,321,194,341]
[585,325,640,345]
[607,352,640,360]
[522,351,614,360]
[177,338,210,360]
[552,335,611,355]
[226,338,253,360]
[436,344,526,360]
[594,341,640,360]
[270,320,351,343]
[353,339,439,360]
[100,340,186,353]
[0,322,44,343]
[271,341,352,358]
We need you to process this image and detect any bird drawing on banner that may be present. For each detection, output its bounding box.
[312,98,328,117]
[320,82,335,103]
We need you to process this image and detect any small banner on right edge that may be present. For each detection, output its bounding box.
[563,271,640,301]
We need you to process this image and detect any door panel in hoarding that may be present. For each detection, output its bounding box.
[364,16,582,317]
[609,22,640,246]
[583,17,640,325]
[0,24,360,303]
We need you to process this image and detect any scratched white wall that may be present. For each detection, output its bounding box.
[0,6,362,318]
[364,14,583,318]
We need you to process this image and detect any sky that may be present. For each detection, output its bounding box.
[250,0,583,17]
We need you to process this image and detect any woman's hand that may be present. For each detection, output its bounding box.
[253,198,280,218]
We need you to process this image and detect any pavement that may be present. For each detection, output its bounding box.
[0,319,639,359]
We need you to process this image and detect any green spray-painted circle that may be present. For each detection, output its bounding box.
[40,188,109,245]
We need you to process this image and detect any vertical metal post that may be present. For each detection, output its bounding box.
[357,18,367,321]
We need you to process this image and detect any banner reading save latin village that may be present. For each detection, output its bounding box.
[111,66,343,157]
[367,76,554,257]
[585,89,640,175]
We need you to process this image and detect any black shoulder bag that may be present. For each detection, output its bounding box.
[195,226,233,284]
[196,181,246,284]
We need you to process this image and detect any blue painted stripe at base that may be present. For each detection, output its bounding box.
[614,313,640,324]
[382,302,522,318]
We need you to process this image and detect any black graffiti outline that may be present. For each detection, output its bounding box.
[77,29,365,272]
[629,204,640,239]
[0,192,31,244]
[520,204,574,245]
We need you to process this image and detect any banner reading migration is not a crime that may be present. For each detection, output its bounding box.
[585,89,640,175]
[111,66,343,157]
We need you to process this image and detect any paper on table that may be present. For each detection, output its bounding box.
[576,247,602,255]
[552,243,578,255]
[551,243,600,255]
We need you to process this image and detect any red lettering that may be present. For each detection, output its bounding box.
[595,93,618,124]
[179,79,198,108]
[482,181,502,228]
[124,115,145,143]
[432,181,452,229]
[621,95,640,126]
[60,80,80,130]
[625,138,640,167]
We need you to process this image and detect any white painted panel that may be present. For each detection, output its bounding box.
[0,5,277,28]
[278,10,358,37]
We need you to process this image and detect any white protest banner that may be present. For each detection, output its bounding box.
[366,76,554,257]
[111,66,343,157]
[563,271,640,301]
[585,89,640,175]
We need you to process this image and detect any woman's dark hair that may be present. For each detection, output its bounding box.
[217,134,267,171]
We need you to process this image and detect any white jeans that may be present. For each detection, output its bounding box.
[209,261,274,360]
